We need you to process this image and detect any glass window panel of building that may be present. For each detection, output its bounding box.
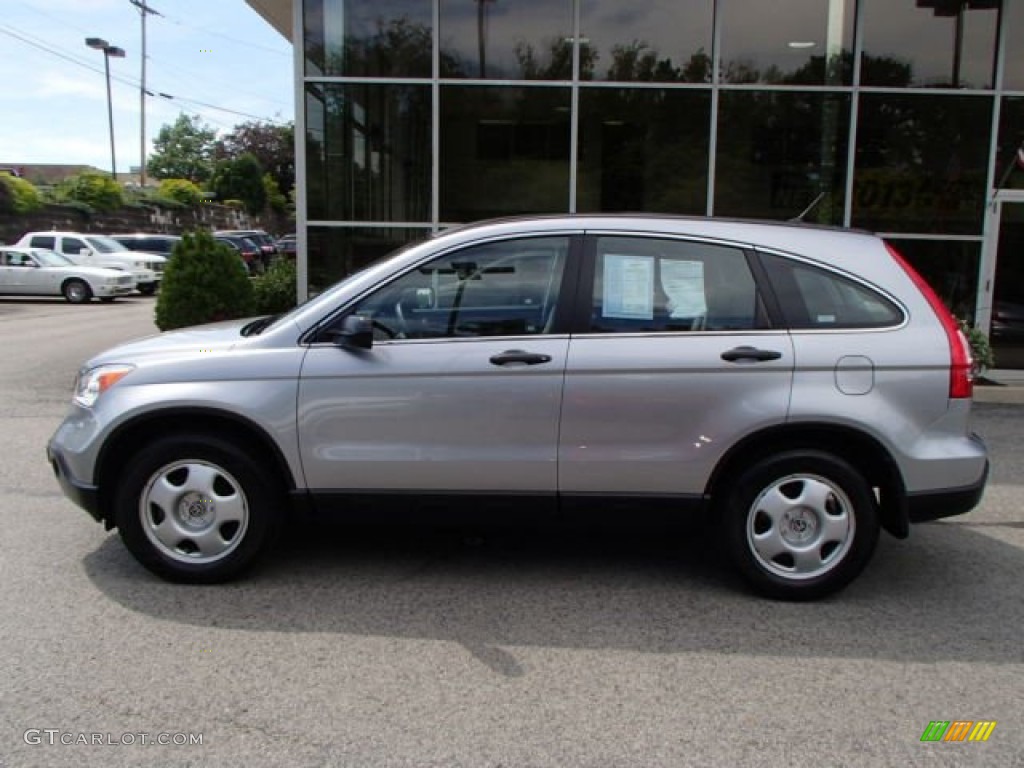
[859,0,999,88]
[307,226,432,294]
[997,96,1024,191]
[852,94,992,234]
[714,92,850,224]
[885,238,980,319]
[305,83,432,223]
[304,0,434,77]
[990,202,1024,368]
[577,88,710,213]
[579,0,713,82]
[440,86,571,221]
[719,0,855,85]
[1004,0,1024,90]
[439,0,574,79]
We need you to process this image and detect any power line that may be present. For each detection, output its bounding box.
[0,23,288,125]
[155,12,290,57]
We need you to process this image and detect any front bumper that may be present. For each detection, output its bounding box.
[95,285,134,297]
[46,441,103,524]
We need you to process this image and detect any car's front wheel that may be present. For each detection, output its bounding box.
[724,450,879,600]
[113,435,281,583]
[137,283,158,296]
[62,279,92,304]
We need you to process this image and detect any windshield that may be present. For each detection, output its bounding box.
[32,249,74,267]
[85,235,130,254]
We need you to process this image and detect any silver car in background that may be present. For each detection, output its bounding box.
[47,216,988,599]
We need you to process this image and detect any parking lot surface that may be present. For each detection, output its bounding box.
[1,296,1022,767]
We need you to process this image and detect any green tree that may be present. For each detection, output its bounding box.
[211,153,266,215]
[157,178,204,207]
[155,230,255,331]
[215,120,294,195]
[0,173,43,213]
[262,173,287,213]
[149,114,218,183]
[58,171,123,211]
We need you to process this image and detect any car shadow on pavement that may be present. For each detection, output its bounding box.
[82,518,1024,673]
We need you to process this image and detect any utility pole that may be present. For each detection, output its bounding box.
[129,0,161,187]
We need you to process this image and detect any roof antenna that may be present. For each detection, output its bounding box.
[790,190,826,223]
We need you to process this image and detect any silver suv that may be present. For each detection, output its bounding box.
[47,216,988,599]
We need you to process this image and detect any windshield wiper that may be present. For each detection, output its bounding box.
[240,315,279,336]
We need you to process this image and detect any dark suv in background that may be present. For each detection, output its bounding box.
[111,233,182,258]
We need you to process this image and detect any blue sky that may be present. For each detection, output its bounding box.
[0,0,294,172]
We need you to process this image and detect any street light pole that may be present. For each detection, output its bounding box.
[86,37,126,181]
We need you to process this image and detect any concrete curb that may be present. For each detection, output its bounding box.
[973,386,1024,404]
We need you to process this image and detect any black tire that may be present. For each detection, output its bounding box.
[138,283,157,296]
[62,279,92,304]
[723,450,880,601]
[99,297,116,303]
[113,434,282,583]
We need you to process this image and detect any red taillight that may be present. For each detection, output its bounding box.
[886,243,973,399]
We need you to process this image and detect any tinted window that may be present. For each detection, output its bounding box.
[29,236,55,250]
[61,238,86,255]
[336,236,569,340]
[590,237,766,333]
[760,252,904,329]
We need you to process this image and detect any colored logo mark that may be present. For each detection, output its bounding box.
[920,721,997,742]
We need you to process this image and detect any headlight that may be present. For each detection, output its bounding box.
[73,364,135,407]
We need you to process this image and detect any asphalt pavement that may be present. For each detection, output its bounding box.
[0,296,1021,768]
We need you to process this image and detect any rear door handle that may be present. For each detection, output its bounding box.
[720,346,783,362]
[489,349,553,366]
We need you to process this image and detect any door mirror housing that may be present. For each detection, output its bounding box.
[337,314,373,349]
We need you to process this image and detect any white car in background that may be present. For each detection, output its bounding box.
[14,231,164,295]
[0,247,135,303]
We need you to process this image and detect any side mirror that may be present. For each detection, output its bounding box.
[337,314,373,350]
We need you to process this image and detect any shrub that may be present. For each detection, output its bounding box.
[957,317,995,373]
[0,173,43,213]
[157,178,204,207]
[57,171,123,211]
[155,230,255,331]
[253,257,298,315]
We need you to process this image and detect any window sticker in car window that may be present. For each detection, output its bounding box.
[660,259,707,318]
[602,254,654,320]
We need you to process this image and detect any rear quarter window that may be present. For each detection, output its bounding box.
[760,251,904,329]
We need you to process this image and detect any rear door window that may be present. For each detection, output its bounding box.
[589,236,769,333]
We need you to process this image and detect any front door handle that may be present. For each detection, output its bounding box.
[720,346,783,362]
[489,349,553,366]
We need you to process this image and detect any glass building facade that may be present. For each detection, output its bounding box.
[291,0,1024,365]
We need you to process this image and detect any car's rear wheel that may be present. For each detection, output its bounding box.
[113,435,281,583]
[724,450,879,600]
[62,279,92,304]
